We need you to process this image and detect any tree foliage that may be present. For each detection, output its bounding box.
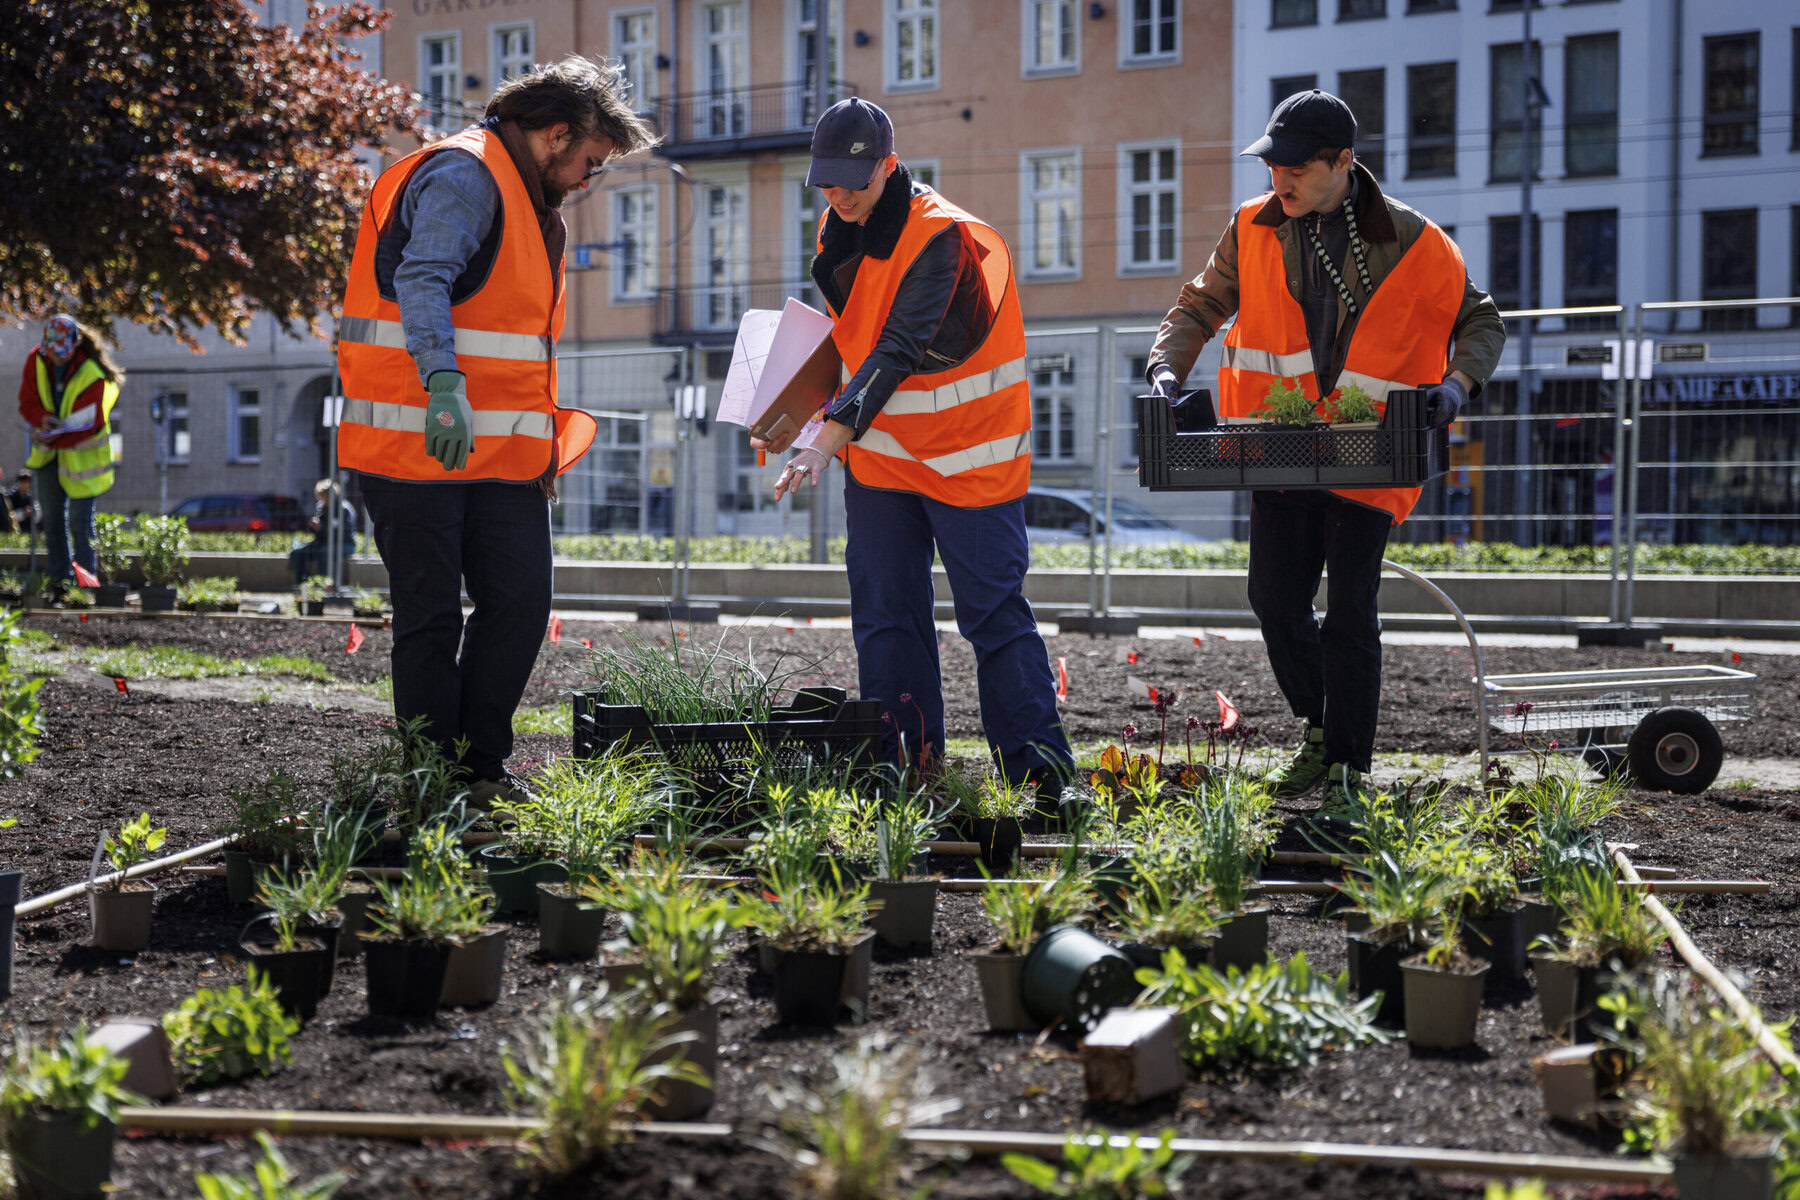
[0,0,420,346]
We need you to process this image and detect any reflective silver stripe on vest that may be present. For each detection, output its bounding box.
[338,315,551,363]
[1220,344,1314,379]
[61,456,115,482]
[65,433,111,453]
[855,429,1030,477]
[1333,369,1402,403]
[339,396,554,439]
[879,356,1029,417]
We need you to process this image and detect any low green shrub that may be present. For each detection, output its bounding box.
[163,973,298,1085]
[101,811,167,886]
[1004,1127,1193,1199]
[0,1026,135,1128]
[0,608,48,781]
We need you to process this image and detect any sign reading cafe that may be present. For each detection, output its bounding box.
[1649,373,1800,405]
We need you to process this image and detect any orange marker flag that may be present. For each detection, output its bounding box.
[1055,656,1068,701]
[548,614,563,644]
[1216,690,1238,730]
[581,637,593,650]
[73,562,100,588]
[113,677,129,695]
[345,623,365,654]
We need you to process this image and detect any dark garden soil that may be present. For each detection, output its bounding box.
[3,611,1796,1198]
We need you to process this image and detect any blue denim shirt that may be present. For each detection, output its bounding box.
[391,139,500,387]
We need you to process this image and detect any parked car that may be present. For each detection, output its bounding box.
[1022,487,1205,545]
[167,493,308,534]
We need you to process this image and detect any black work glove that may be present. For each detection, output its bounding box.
[1424,377,1467,429]
[1148,365,1181,406]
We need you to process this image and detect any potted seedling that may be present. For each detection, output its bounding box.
[481,794,567,917]
[296,574,331,617]
[1199,802,1270,972]
[1400,906,1491,1050]
[741,862,874,1027]
[88,514,133,607]
[0,1027,137,1200]
[350,587,386,618]
[951,770,1033,876]
[1338,847,1456,1028]
[177,575,240,614]
[303,802,380,966]
[89,811,165,953]
[241,869,331,1023]
[398,822,505,1009]
[531,754,660,956]
[1113,875,1222,972]
[221,768,310,906]
[1324,381,1382,427]
[362,865,477,1020]
[1530,866,1665,1042]
[57,583,93,610]
[1253,376,1325,426]
[135,514,189,612]
[536,819,615,962]
[975,862,1095,1032]
[866,792,941,950]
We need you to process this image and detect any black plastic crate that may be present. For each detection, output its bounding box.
[1135,387,1449,492]
[570,685,884,794]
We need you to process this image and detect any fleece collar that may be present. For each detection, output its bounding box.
[1253,160,1396,243]
[817,163,916,263]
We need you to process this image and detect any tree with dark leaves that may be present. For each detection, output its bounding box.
[0,1,420,347]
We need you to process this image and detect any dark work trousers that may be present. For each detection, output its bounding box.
[358,474,552,781]
[843,472,1074,784]
[1246,488,1394,772]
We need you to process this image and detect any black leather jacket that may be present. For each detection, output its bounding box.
[812,165,996,437]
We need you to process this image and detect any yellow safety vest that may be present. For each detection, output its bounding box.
[27,355,118,498]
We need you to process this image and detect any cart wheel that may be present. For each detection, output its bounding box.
[1626,707,1723,794]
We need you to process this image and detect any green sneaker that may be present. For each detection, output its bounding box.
[1315,762,1371,825]
[1264,723,1328,799]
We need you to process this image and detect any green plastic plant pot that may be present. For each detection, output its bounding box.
[478,844,566,916]
[1401,955,1490,1050]
[1212,907,1270,973]
[221,850,259,907]
[8,1110,117,1200]
[1020,924,1140,1035]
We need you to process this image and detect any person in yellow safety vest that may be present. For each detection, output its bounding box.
[17,315,120,592]
[1147,91,1506,823]
[335,56,656,806]
[755,99,1076,802]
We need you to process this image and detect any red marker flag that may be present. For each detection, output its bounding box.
[72,562,100,588]
[1126,651,1138,665]
[1055,656,1068,701]
[1127,675,1159,704]
[1193,635,1203,647]
[1216,690,1239,730]
[581,638,593,650]
[345,623,366,654]
[113,677,129,695]
[547,614,563,644]
[79,613,88,623]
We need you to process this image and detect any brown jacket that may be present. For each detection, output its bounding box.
[1148,163,1505,394]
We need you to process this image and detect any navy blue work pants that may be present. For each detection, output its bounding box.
[36,468,97,587]
[1246,488,1393,772]
[843,472,1073,784]
[357,474,551,781]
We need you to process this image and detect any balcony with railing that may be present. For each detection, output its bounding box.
[652,81,857,159]
[653,279,817,345]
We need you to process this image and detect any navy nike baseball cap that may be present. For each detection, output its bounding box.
[1241,90,1357,167]
[806,98,895,190]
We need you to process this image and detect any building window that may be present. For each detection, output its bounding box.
[1271,74,1316,113]
[887,0,938,90]
[1338,0,1385,20]
[1406,61,1456,177]
[1119,142,1178,273]
[909,158,939,188]
[1337,67,1385,179]
[420,33,461,135]
[1032,360,1078,463]
[793,178,822,307]
[1488,41,1543,183]
[1122,0,1178,65]
[1024,0,1078,75]
[1406,0,1454,11]
[610,186,658,303]
[794,0,845,125]
[1562,209,1617,323]
[1564,33,1618,177]
[700,1,746,139]
[158,391,189,464]
[228,387,261,463]
[1021,150,1080,279]
[1488,214,1541,310]
[1271,0,1316,28]
[493,23,532,83]
[1701,208,1757,330]
[1701,33,1758,157]
[613,9,657,114]
[700,184,748,331]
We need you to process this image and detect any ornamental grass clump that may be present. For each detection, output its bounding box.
[193,1130,348,1200]
[739,868,871,953]
[162,973,299,1085]
[586,628,826,725]
[593,850,747,1011]
[873,791,939,882]
[982,861,1096,955]
[502,979,705,1176]
[1552,866,1666,970]
[1004,1128,1194,1199]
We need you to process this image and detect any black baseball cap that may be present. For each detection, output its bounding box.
[806,98,894,190]
[1240,90,1357,167]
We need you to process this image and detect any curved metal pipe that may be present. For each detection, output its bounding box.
[1380,559,1488,771]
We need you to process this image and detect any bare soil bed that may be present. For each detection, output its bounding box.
[4,611,1796,1199]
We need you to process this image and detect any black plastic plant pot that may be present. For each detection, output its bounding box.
[645,1002,718,1121]
[772,945,854,1026]
[440,926,507,1008]
[9,1110,117,1200]
[299,599,325,616]
[1212,907,1270,973]
[1118,940,1210,973]
[1346,931,1408,1027]
[243,938,328,1023]
[536,884,607,960]
[1673,1139,1780,1200]
[1518,895,1561,953]
[364,938,454,1020]
[971,817,1022,876]
[138,585,177,613]
[1085,854,1133,916]
[297,911,344,997]
[1462,902,1527,983]
[336,888,375,959]
[221,850,269,908]
[93,583,128,608]
[0,867,22,1001]
[479,845,566,916]
[973,951,1035,1031]
[1020,924,1141,1035]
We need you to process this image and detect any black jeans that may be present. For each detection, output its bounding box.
[357,474,551,781]
[1246,489,1393,772]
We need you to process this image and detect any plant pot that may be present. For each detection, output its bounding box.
[1347,931,1409,1027]
[297,911,344,997]
[1212,907,1270,973]
[221,850,273,908]
[1342,910,1372,935]
[1021,925,1141,1035]
[89,881,154,953]
[1519,894,1560,952]
[478,844,565,916]
[772,942,855,1026]
[536,884,606,960]
[242,937,328,1023]
[1531,953,1581,1038]
[363,938,454,1020]
[138,585,177,612]
[1463,901,1528,982]
[646,1002,718,1121]
[974,949,1036,1032]
[1673,1139,1780,1200]
[299,599,325,616]
[601,951,646,994]
[93,583,128,608]
[970,816,1022,876]
[1401,954,1490,1049]
[1118,940,1210,973]
[867,878,939,949]
[1086,853,1133,916]
[1532,1042,1607,1130]
[336,886,375,959]
[0,867,22,1001]
[439,925,507,1008]
[7,1109,117,1200]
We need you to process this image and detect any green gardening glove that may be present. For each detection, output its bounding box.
[424,370,474,471]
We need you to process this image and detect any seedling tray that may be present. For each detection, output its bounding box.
[571,685,884,797]
[1135,387,1448,491]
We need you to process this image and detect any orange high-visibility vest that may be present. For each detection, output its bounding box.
[1219,195,1466,524]
[825,189,1032,507]
[336,127,595,482]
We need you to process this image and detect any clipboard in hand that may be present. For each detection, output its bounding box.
[748,332,842,445]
